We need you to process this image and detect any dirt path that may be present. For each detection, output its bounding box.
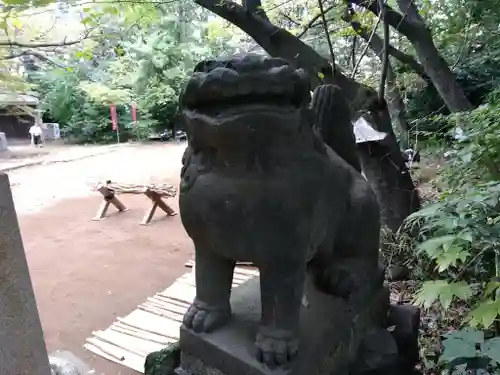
[9,142,191,375]
[0,142,127,172]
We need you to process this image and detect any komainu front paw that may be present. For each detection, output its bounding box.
[182,299,231,333]
[255,327,299,368]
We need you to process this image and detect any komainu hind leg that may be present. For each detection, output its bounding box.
[309,256,383,306]
[326,258,384,305]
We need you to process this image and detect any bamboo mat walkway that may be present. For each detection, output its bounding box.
[84,261,259,373]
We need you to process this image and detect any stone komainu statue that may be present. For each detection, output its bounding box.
[178,54,383,368]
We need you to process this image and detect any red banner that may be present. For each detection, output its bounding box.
[131,103,137,123]
[110,104,118,131]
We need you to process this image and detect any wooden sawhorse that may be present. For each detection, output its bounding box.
[93,181,177,226]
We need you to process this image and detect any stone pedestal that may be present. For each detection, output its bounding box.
[180,276,390,375]
[0,132,7,152]
[0,173,51,375]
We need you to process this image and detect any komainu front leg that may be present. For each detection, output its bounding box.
[183,251,235,333]
[256,263,306,368]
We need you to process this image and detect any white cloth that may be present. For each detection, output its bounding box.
[29,125,42,136]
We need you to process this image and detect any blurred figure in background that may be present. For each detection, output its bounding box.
[29,121,43,148]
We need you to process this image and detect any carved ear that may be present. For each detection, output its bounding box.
[182,146,192,167]
[180,146,193,179]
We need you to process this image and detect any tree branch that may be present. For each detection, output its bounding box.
[0,29,94,48]
[378,0,389,101]
[350,7,383,78]
[451,12,472,70]
[349,0,419,38]
[395,0,425,26]
[351,35,357,68]
[297,3,337,38]
[2,50,66,68]
[347,17,428,80]
[242,0,269,21]
[317,0,336,76]
[279,12,300,26]
[194,0,375,111]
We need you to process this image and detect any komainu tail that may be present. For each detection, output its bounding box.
[311,85,362,172]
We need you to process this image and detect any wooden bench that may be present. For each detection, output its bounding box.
[93,181,177,226]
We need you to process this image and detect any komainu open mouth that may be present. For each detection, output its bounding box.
[180,54,311,114]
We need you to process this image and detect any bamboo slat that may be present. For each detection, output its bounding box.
[84,262,260,373]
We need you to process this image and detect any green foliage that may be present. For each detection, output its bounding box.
[28,0,241,143]
[402,0,500,135]
[439,328,500,374]
[406,92,500,351]
[415,281,473,310]
[33,68,134,144]
[131,118,157,141]
[407,181,500,329]
[144,342,180,375]
[441,102,500,186]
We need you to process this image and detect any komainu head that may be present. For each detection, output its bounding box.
[180,54,313,147]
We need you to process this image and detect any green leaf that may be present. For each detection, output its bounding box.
[458,232,473,242]
[444,328,485,343]
[484,280,500,297]
[81,16,94,25]
[467,300,500,328]
[439,282,474,309]
[435,246,470,272]
[407,203,441,220]
[440,328,484,364]
[414,281,473,309]
[482,337,500,364]
[418,235,457,258]
[10,18,23,30]
[103,5,121,15]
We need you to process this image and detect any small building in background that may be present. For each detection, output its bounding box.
[0,93,41,141]
[0,132,7,152]
[43,123,61,141]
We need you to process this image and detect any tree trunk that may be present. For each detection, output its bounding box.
[351,0,472,112]
[361,102,421,231]
[386,68,410,148]
[408,33,472,112]
[396,0,472,112]
[358,142,419,232]
[349,19,411,147]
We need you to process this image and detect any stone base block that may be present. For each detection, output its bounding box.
[180,276,389,375]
